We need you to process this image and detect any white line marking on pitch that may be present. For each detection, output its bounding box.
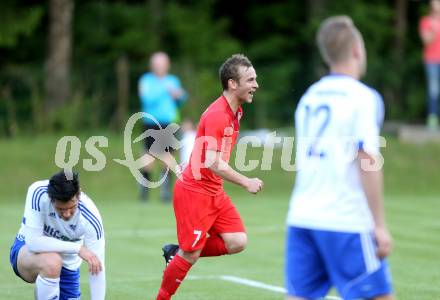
[220,275,286,293]
[187,275,341,300]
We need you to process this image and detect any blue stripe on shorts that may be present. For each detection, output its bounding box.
[9,236,26,279]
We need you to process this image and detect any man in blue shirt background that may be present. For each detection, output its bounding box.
[138,52,187,202]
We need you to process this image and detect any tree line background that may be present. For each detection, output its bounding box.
[0,0,430,137]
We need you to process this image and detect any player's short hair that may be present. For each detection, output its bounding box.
[219,54,253,90]
[316,15,362,66]
[48,170,80,202]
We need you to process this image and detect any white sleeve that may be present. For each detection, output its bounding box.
[83,208,106,300]
[354,89,382,155]
[89,258,106,300]
[23,184,45,230]
[25,226,81,253]
[372,89,385,128]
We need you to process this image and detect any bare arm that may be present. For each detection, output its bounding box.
[205,149,263,194]
[357,150,392,258]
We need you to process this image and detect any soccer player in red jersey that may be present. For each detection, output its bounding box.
[155,54,263,300]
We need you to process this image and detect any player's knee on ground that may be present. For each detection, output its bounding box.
[224,233,247,254]
[37,252,63,278]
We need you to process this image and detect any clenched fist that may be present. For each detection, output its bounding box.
[245,178,263,194]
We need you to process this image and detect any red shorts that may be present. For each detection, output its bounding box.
[173,181,245,252]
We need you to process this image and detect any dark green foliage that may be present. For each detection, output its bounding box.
[0,1,44,48]
[0,0,433,135]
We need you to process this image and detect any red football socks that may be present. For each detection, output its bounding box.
[200,235,228,257]
[156,255,192,300]
[156,236,228,299]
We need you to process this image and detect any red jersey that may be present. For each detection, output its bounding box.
[180,95,243,195]
[420,15,440,63]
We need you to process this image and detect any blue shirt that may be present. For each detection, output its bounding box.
[138,72,187,125]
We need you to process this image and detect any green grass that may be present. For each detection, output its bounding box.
[0,133,440,299]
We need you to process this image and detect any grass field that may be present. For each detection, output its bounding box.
[0,132,439,299]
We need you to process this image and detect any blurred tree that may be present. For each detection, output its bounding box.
[0,1,43,48]
[308,0,326,78]
[115,54,129,130]
[0,1,43,136]
[73,1,163,129]
[227,0,314,127]
[149,0,164,48]
[0,0,435,136]
[163,0,241,122]
[45,0,74,117]
[385,0,408,119]
[1,84,17,137]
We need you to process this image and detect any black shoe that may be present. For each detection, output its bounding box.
[162,244,179,266]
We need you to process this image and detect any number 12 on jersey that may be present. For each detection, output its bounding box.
[302,104,331,158]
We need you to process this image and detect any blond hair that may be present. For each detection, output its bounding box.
[316,16,362,66]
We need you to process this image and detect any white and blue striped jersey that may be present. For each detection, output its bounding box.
[16,180,105,270]
[287,74,384,232]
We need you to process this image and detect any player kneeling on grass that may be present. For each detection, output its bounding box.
[9,171,105,300]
